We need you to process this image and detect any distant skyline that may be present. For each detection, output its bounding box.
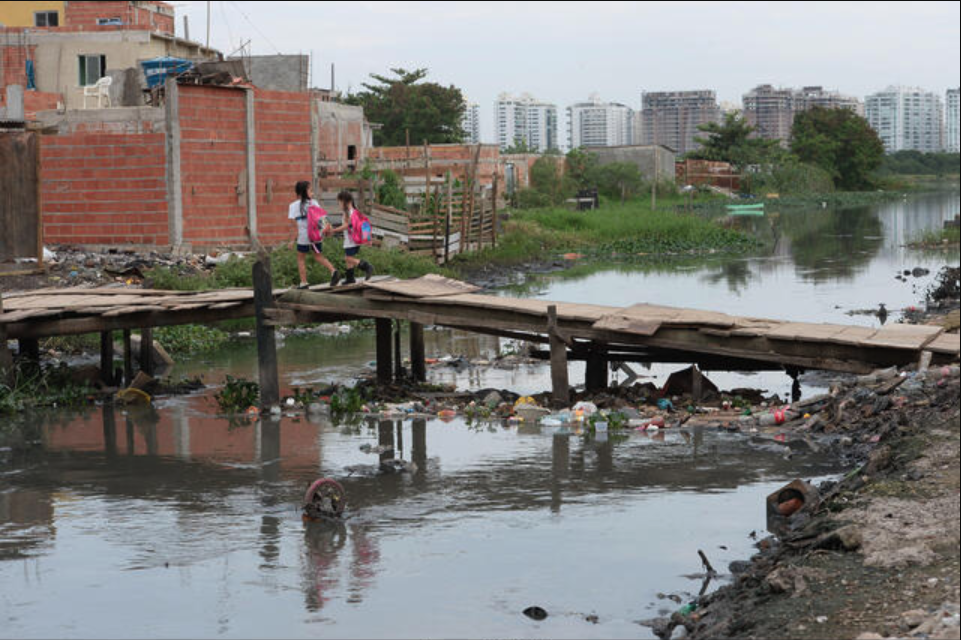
[176,1,961,144]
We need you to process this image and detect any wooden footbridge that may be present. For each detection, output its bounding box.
[2,264,959,407]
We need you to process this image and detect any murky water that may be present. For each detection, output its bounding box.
[1,191,958,638]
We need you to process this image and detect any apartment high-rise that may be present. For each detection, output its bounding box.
[865,86,944,153]
[462,101,481,144]
[946,89,960,153]
[743,85,861,144]
[494,93,558,152]
[567,94,634,149]
[639,90,721,155]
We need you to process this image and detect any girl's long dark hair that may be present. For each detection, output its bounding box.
[337,190,355,210]
[296,181,311,218]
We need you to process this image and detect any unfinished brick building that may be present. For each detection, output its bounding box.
[35,81,372,249]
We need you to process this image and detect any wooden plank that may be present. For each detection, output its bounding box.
[101,305,169,318]
[365,274,480,298]
[593,315,662,337]
[926,333,961,355]
[824,325,879,347]
[764,322,852,343]
[860,324,943,350]
[0,308,62,324]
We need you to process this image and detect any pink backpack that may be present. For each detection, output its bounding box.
[307,204,328,243]
[349,208,372,245]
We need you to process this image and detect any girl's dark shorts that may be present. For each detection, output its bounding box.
[297,242,323,254]
[344,246,360,257]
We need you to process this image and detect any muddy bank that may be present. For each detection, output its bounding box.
[647,366,961,640]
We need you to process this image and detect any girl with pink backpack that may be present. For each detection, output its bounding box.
[330,190,374,285]
[287,181,341,289]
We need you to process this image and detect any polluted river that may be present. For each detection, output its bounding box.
[1,191,958,639]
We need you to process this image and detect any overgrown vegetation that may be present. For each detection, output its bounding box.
[214,375,259,413]
[511,200,757,257]
[910,226,961,248]
[514,149,678,209]
[155,324,230,356]
[0,364,96,415]
[685,108,888,195]
[877,151,960,177]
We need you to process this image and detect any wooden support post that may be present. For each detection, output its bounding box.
[393,320,403,381]
[253,257,280,408]
[410,322,426,382]
[691,365,703,403]
[444,172,453,264]
[0,295,13,386]
[375,318,392,385]
[585,342,608,392]
[100,330,115,386]
[547,305,569,409]
[123,329,133,386]
[139,327,154,376]
[20,338,40,375]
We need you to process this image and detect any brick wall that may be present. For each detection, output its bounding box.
[253,88,312,246]
[177,85,249,247]
[0,41,36,94]
[41,121,168,245]
[63,1,174,34]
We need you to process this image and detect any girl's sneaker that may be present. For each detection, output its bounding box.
[329,270,341,287]
[297,282,310,290]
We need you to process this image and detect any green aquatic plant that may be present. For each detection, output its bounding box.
[215,375,260,413]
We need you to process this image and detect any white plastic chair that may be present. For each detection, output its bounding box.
[83,76,112,109]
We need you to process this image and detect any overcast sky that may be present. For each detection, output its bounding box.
[174,1,961,142]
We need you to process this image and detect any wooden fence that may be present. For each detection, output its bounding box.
[317,169,500,265]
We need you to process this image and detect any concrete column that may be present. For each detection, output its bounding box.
[244,88,259,248]
[309,98,320,191]
[164,77,184,250]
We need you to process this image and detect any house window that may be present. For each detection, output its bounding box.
[97,17,123,26]
[347,145,357,161]
[78,54,107,86]
[34,11,59,27]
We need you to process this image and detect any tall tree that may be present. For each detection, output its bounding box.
[689,111,781,169]
[790,107,885,190]
[345,68,466,146]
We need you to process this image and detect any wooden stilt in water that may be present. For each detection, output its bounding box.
[376,318,392,385]
[692,365,703,403]
[547,305,569,409]
[585,342,607,392]
[100,330,115,386]
[0,295,13,385]
[139,327,153,376]
[20,338,40,376]
[253,257,279,408]
[410,322,426,383]
[393,320,403,381]
[122,329,133,386]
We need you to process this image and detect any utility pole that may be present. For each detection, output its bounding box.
[205,1,210,50]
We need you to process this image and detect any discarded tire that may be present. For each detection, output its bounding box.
[302,478,346,520]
